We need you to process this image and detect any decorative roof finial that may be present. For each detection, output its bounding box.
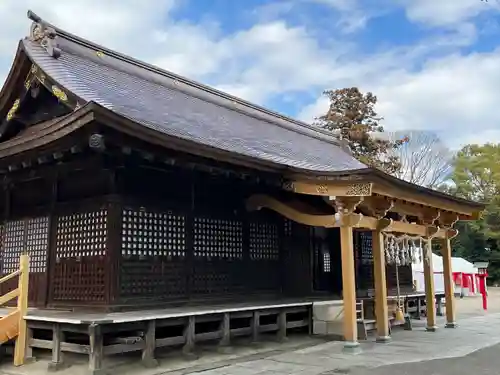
[27,10,61,59]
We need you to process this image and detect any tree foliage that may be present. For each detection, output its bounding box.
[449,143,500,283]
[318,87,403,174]
[387,130,453,188]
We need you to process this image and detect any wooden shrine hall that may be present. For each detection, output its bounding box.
[0,10,485,373]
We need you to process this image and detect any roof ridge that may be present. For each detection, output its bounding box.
[26,10,348,150]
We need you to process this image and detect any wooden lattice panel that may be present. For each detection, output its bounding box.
[359,231,373,264]
[26,217,49,273]
[249,221,279,260]
[55,210,107,259]
[193,217,243,259]
[121,209,186,257]
[2,220,25,274]
[52,260,106,302]
[120,258,186,301]
[52,209,107,304]
[284,219,293,237]
[191,260,246,296]
[323,252,331,272]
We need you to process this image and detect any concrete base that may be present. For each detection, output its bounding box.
[342,341,361,354]
[217,345,234,354]
[426,326,438,332]
[445,322,458,329]
[88,370,108,375]
[182,350,199,361]
[375,335,392,344]
[142,358,159,368]
[47,362,70,372]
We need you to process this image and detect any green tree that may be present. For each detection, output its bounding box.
[450,143,500,282]
[318,87,403,174]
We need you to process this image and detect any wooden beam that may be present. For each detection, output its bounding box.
[245,194,454,239]
[284,180,372,197]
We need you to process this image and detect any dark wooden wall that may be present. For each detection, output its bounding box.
[0,156,317,310]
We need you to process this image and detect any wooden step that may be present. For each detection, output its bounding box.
[0,310,20,345]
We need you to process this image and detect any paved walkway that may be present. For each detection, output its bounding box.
[180,313,500,375]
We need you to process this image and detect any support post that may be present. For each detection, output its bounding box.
[251,311,260,343]
[142,320,159,368]
[14,254,29,367]
[88,324,104,375]
[442,233,457,328]
[218,313,232,354]
[372,230,390,343]
[183,316,196,359]
[47,324,64,372]
[423,238,437,332]
[277,309,287,342]
[340,225,360,352]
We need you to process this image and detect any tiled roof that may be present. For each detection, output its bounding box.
[21,12,368,173]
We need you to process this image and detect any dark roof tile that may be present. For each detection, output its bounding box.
[21,16,368,174]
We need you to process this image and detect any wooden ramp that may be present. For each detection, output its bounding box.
[0,255,29,366]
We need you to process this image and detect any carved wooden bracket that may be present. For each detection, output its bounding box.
[362,196,394,219]
[446,228,459,240]
[426,226,440,239]
[440,212,460,229]
[342,213,364,227]
[421,210,441,226]
[334,196,364,215]
[377,218,393,231]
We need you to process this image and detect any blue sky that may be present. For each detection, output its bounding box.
[1,0,500,148]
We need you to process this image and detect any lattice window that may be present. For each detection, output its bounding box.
[284,219,292,237]
[249,221,279,260]
[56,210,107,259]
[121,208,186,257]
[323,251,331,273]
[193,217,243,258]
[26,217,49,273]
[3,220,25,274]
[359,231,373,264]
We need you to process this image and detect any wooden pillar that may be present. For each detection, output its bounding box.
[340,225,360,352]
[442,233,457,328]
[47,324,64,372]
[88,324,104,375]
[423,238,437,331]
[372,230,390,342]
[142,320,159,368]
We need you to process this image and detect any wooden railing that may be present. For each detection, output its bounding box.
[0,255,29,366]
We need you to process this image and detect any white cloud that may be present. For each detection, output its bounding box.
[300,49,500,149]
[0,0,499,151]
[402,0,499,27]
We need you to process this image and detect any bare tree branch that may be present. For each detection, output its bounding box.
[386,130,454,188]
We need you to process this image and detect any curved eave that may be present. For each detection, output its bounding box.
[0,102,292,174]
[0,43,31,123]
[0,104,94,163]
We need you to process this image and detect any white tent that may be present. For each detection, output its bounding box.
[412,252,445,294]
[411,254,479,296]
[451,257,479,296]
